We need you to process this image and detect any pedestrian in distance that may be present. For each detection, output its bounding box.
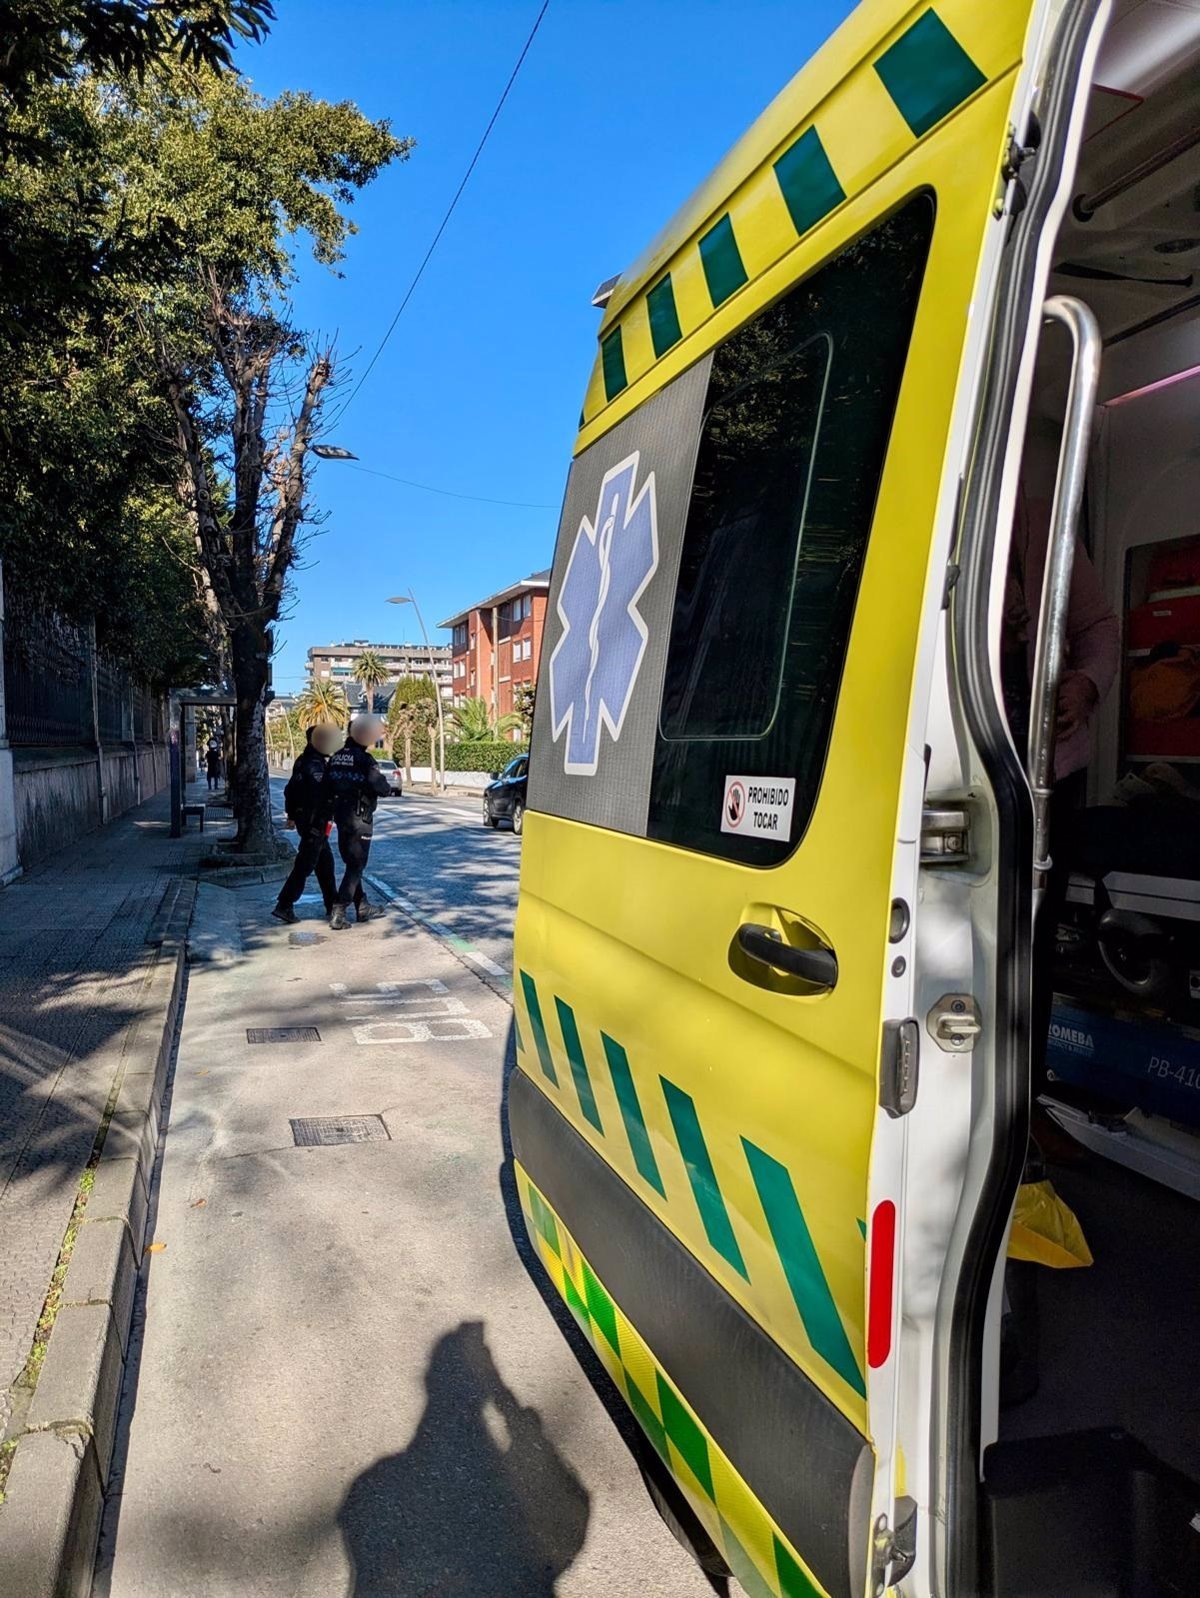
[272,722,342,926]
[205,743,222,793]
[327,715,393,931]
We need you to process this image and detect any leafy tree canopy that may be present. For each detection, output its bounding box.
[0,63,408,684]
[0,2,273,115]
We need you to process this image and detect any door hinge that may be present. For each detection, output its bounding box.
[920,805,970,864]
[880,1019,920,1118]
[871,1498,917,1594]
[927,993,982,1053]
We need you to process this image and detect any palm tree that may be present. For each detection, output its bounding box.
[447,695,520,743]
[297,680,349,730]
[353,649,389,715]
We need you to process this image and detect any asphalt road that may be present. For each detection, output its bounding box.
[94,872,716,1597]
[270,776,521,979]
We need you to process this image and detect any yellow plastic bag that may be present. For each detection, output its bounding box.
[1007,1179,1093,1269]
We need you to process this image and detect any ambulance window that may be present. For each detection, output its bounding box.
[647,194,934,864]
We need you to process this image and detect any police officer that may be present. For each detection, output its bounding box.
[271,722,342,925]
[328,715,392,930]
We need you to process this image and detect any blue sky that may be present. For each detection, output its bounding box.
[245,0,856,695]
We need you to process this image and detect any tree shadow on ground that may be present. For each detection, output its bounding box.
[338,1319,588,1598]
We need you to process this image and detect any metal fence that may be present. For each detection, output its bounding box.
[3,601,164,749]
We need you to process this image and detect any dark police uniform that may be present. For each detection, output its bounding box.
[276,732,337,915]
[328,739,392,913]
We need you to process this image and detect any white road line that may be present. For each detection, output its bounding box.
[363,872,513,999]
[459,949,507,978]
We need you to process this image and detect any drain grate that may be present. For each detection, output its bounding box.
[290,1115,389,1147]
[247,1027,321,1044]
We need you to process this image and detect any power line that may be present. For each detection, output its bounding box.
[329,0,551,427]
[344,461,556,510]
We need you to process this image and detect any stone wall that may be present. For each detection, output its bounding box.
[11,743,170,869]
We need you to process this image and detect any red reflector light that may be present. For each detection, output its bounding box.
[868,1199,897,1369]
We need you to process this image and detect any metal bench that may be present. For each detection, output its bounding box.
[181,802,206,831]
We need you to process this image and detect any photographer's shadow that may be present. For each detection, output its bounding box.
[338,1320,589,1596]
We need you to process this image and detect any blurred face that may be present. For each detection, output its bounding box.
[350,716,383,748]
[311,723,342,756]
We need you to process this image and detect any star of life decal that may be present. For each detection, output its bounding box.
[549,452,659,776]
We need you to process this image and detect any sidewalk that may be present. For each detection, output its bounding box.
[86,878,716,1596]
[0,783,219,1478]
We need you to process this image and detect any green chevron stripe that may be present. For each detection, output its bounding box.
[698,213,748,307]
[874,8,986,138]
[661,1077,748,1280]
[743,1137,864,1398]
[601,325,628,400]
[602,1032,665,1196]
[555,997,604,1134]
[627,1373,669,1462]
[723,1523,776,1598]
[774,1534,823,1598]
[773,126,845,238]
[527,1185,560,1259]
[519,971,558,1086]
[657,1373,714,1499]
[647,273,683,358]
[582,1257,620,1355]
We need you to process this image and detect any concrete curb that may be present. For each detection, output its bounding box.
[0,937,187,1598]
[198,860,290,887]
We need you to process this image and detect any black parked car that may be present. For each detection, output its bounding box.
[483,755,528,834]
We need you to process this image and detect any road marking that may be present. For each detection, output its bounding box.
[350,1017,492,1045]
[364,872,513,1004]
[330,980,492,1043]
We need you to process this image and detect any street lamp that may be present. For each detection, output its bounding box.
[387,593,446,794]
[310,444,359,460]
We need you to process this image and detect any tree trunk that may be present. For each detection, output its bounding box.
[230,621,275,853]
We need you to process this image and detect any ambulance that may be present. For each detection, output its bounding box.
[510,3,1200,1593]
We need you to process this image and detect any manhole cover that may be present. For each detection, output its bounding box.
[289,1115,389,1147]
[247,1027,321,1044]
[288,931,325,946]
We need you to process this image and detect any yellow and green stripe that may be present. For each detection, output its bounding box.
[517,969,862,1398]
[517,1165,833,1598]
[581,2,1006,428]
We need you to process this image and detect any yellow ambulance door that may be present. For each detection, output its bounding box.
[511,8,1043,1597]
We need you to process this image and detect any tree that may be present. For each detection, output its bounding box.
[386,676,437,782]
[513,681,536,742]
[139,72,408,851]
[353,648,388,714]
[448,696,520,744]
[296,680,349,730]
[1,3,273,118]
[0,20,276,673]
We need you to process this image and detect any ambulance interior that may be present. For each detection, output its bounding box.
[982,7,1200,1591]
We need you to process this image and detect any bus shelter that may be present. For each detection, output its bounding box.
[169,688,237,838]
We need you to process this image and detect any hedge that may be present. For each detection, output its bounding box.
[442,740,527,772]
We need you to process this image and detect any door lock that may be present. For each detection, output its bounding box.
[927,994,982,1053]
[920,805,970,864]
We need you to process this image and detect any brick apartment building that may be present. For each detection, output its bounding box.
[439,571,550,734]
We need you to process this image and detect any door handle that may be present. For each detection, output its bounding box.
[1028,295,1101,883]
[735,923,838,991]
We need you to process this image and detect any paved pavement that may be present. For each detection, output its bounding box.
[94,878,719,1596]
[270,777,521,978]
[0,782,217,1442]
